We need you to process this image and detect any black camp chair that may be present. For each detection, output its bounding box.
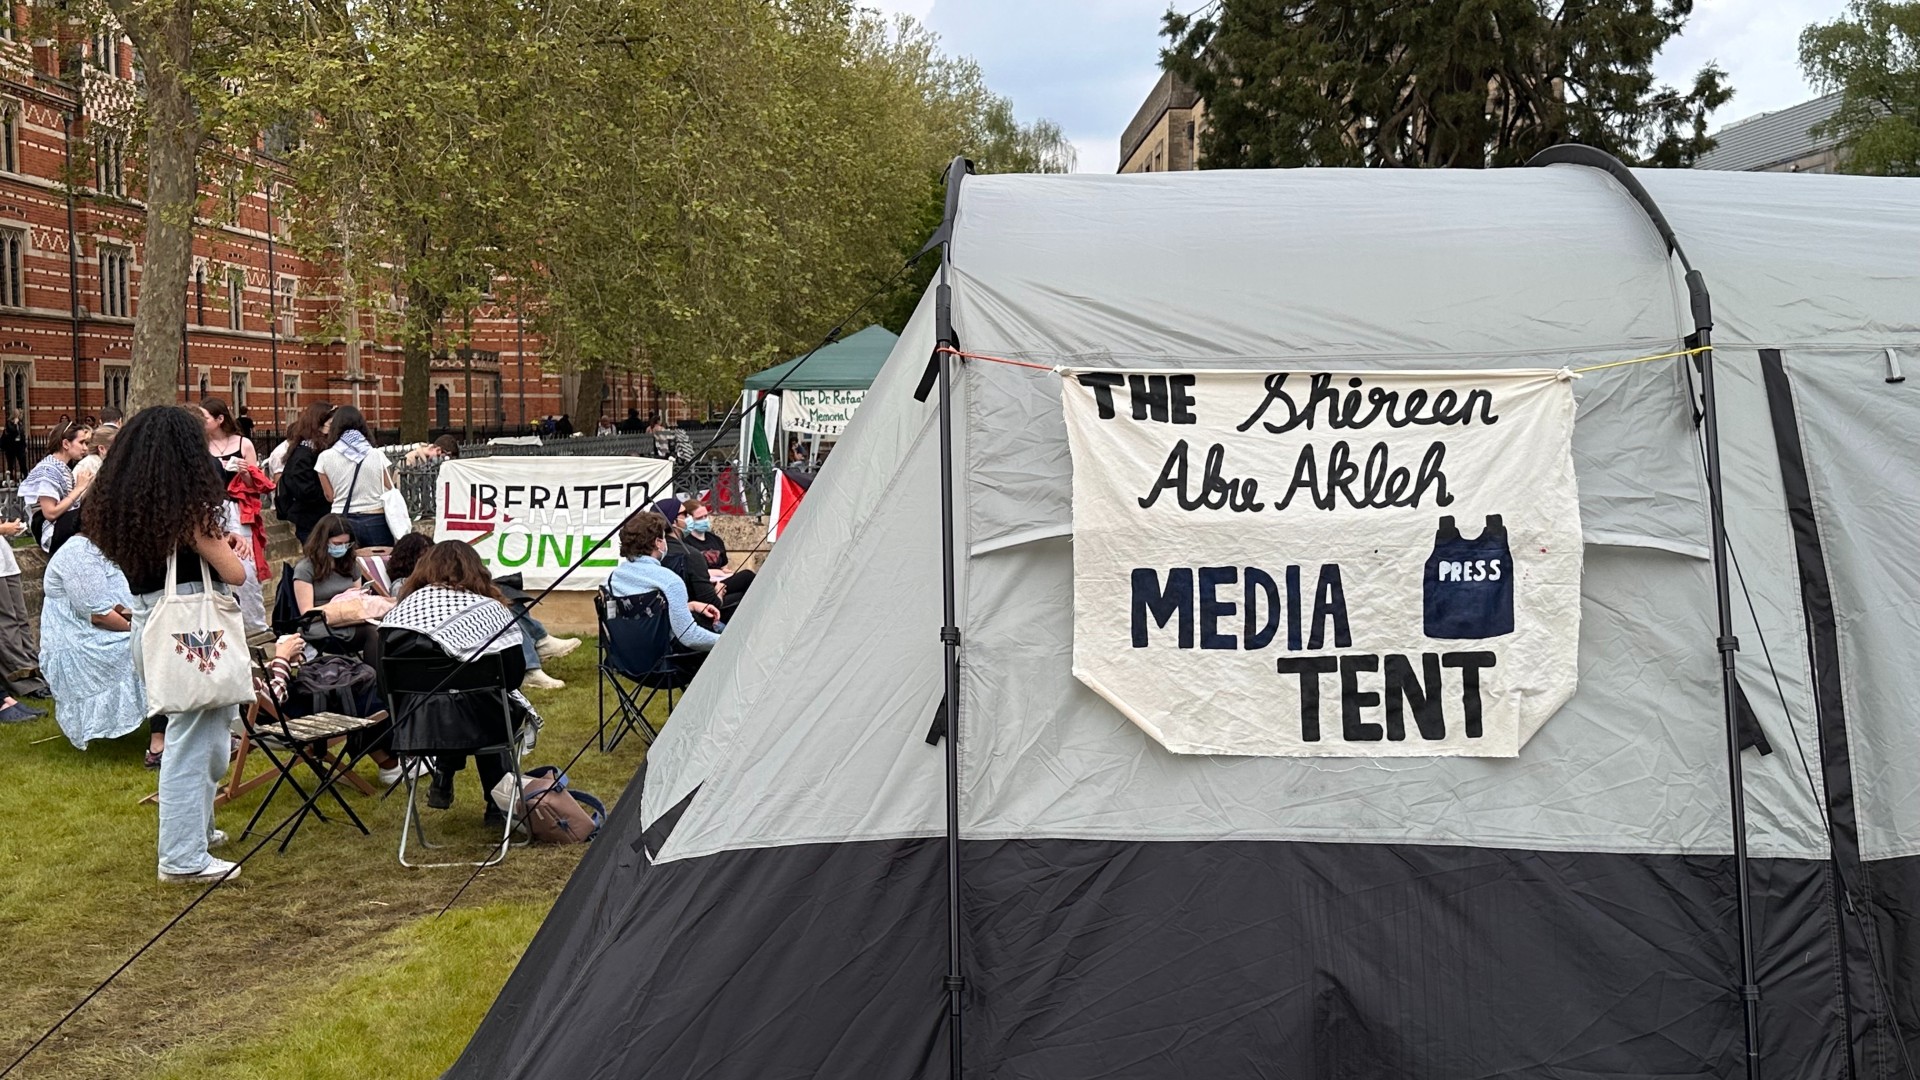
[377,627,526,868]
[596,587,699,752]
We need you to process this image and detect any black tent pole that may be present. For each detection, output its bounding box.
[1528,145,1760,1080]
[932,154,973,1080]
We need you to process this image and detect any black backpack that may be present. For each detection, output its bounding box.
[286,654,382,719]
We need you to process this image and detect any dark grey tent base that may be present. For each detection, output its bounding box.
[450,781,1911,1078]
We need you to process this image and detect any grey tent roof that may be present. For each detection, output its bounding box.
[742,324,897,390]
[646,166,1920,870]
[1693,93,1844,171]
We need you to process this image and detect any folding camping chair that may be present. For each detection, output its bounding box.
[378,627,527,868]
[596,587,699,752]
[227,686,387,852]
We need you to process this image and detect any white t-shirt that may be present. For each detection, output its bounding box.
[265,439,291,480]
[0,531,19,577]
[315,447,391,514]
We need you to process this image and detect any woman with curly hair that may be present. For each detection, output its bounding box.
[85,406,248,885]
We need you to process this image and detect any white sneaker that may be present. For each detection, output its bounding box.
[522,669,566,691]
[208,829,229,849]
[535,635,582,661]
[159,857,242,885]
[377,758,430,786]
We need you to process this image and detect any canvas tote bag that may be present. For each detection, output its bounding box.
[139,552,254,715]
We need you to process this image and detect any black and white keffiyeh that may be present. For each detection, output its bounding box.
[382,585,523,661]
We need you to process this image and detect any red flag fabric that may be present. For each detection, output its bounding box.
[770,470,806,541]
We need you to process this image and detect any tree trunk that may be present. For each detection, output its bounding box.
[572,357,607,432]
[120,0,200,412]
[399,281,437,442]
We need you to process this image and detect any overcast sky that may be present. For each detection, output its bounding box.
[865,0,1850,173]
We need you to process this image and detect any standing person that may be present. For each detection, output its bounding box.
[555,414,575,438]
[273,402,334,540]
[85,406,248,884]
[20,420,92,554]
[202,398,258,472]
[0,503,43,697]
[235,405,254,440]
[315,405,397,547]
[201,399,266,634]
[617,408,643,434]
[72,422,116,487]
[0,410,22,477]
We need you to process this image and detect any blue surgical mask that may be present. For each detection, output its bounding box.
[687,518,712,535]
[326,543,351,559]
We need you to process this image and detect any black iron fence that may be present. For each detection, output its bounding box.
[386,432,775,521]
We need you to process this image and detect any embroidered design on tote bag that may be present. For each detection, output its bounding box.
[173,629,229,674]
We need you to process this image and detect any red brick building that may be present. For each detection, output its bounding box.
[0,18,689,449]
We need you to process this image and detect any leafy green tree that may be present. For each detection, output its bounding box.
[1801,0,1920,175]
[80,0,294,410]
[233,0,541,438]
[1162,0,1732,169]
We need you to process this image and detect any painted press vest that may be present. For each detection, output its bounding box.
[1423,514,1514,639]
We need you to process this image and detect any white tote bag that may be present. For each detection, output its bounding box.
[138,552,254,715]
[381,467,413,543]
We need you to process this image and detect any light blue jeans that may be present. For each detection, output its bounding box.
[132,583,241,876]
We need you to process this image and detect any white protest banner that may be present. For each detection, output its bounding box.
[1061,368,1581,758]
[785,388,864,436]
[434,456,674,589]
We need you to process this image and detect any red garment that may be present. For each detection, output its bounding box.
[226,464,276,580]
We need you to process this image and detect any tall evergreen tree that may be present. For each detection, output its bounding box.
[1162,0,1732,170]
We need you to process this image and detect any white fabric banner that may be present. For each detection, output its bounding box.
[1061,368,1582,757]
[433,456,674,589]
[785,388,864,436]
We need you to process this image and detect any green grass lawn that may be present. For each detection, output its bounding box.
[1,641,653,1080]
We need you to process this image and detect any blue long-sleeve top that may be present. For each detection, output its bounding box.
[609,555,721,651]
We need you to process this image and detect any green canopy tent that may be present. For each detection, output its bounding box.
[740,324,897,472]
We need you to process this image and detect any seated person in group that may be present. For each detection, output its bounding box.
[653,498,721,627]
[382,541,542,823]
[293,514,386,614]
[290,514,389,653]
[389,533,575,690]
[255,634,419,785]
[383,531,432,589]
[612,512,720,673]
[679,498,754,618]
[40,530,144,747]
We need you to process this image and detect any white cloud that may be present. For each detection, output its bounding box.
[1654,0,1851,129]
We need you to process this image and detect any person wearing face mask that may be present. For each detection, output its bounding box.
[611,513,720,674]
[652,498,721,627]
[292,516,375,613]
[679,498,756,619]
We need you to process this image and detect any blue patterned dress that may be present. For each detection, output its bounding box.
[41,536,147,748]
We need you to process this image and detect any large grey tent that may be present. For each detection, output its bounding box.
[450,161,1920,1078]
